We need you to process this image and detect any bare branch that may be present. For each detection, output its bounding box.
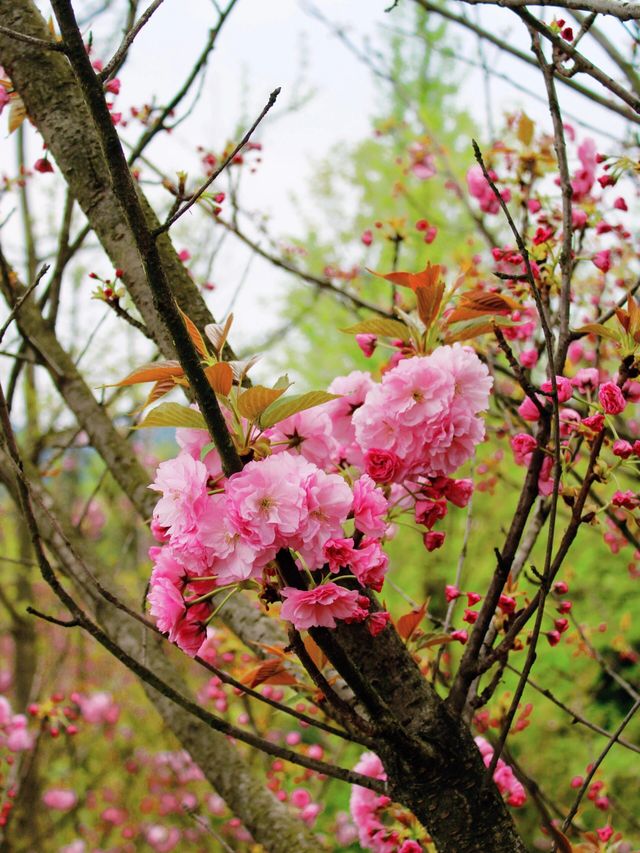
[561,697,640,833]
[413,0,640,125]
[526,30,574,372]
[0,23,64,50]
[0,262,48,345]
[456,0,640,22]
[507,664,640,755]
[100,0,167,80]
[572,9,640,93]
[155,87,281,235]
[514,7,640,114]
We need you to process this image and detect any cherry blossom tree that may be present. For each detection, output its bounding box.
[0,1,639,851]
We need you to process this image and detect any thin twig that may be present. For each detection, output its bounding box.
[528,31,574,373]
[126,0,240,164]
[493,325,547,417]
[432,456,476,684]
[456,1,640,23]
[100,0,167,80]
[412,0,640,125]
[506,663,640,754]
[26,606,80,628]
[0,24,65,51]
[0,264,49,345]
[561,697,640,833]
[155,88,281,235]
[514,8,640,114]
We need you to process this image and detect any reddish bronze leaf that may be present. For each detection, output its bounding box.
[205,362,233,396]
[415,281,445,329]
[303,636,328,671]
[178,306,208,357]
[241,658,298,689]
[369,262,443,292]
[109,360,184,386]
[397,602,428,642]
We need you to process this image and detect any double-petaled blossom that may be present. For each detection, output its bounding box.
[467,164,511,214]
[266,407,339,468]
[599,381,626,415]
[353,474,389,537]
[279,584,361,630]
[350,752,394,853]
[326,370,376,466]
[353,345,491,482]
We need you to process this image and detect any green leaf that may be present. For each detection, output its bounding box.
[444,317,514,344]
[260,391,340,429]
[134,402,206,430]
[237,386,286,421]
[575,323,620,342]
[341,318,411,342]
[273,374,291,390]
[200,441,217,460]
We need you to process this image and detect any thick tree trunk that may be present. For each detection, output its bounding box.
[314,618,527,852]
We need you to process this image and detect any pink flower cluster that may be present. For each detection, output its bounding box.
[350,753,422,852]
[148,443,390,651]
[353,345,492,482]
[350,752,394,852]
[0,696,33,752]
[146,346,491,653]
[475,737,527,807]
[467,165,511,214]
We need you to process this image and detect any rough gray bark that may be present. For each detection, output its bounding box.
[310,611,527,852]
[0,444,320,853]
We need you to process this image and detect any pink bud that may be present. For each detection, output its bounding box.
[105,78,121,95]
[596,824,613,843]
[423,531,445,552]
[598,381,626,415]
[445,585,461,603]
[613,439,633,458]
[34,158,54,174]
[451,629,468,644]
[498,594,517,615]
[546,630,561,646]
[355,333,377,358]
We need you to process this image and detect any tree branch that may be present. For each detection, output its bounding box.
[154,87,281,235]
[413,0,640,124]
[456,0,640,21]
[100,0,167,80]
